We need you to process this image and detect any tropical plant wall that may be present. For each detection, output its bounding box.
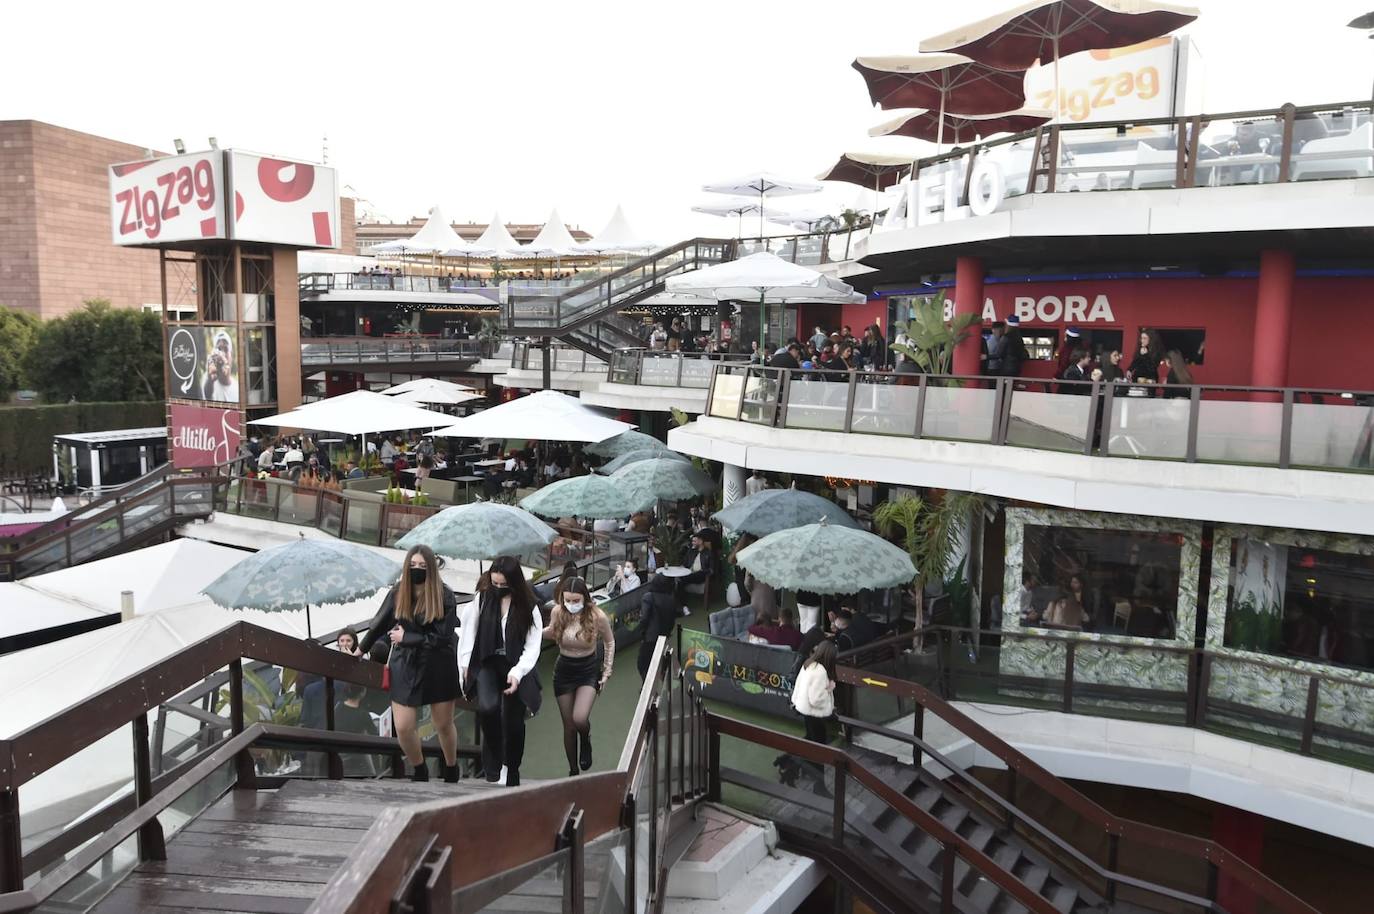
[999,507,1203,700]
[1207,525,1374,747]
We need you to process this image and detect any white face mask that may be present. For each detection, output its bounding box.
[565,600,584,614]
[623,566,635,576]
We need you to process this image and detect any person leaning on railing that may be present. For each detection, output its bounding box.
[356,545,463,782]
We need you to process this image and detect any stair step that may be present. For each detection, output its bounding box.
[1046,882,1080,914]
[968,875,1006,912]
[1009,858,1050,894]
[959,822,995,851]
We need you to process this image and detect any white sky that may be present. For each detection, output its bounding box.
[4,0,1372,242]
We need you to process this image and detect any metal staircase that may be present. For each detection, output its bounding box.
[502,238,735,361]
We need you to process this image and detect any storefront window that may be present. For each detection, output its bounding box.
[1224,541,1374,670]
[245,329,277,406]
[1019,524,1182,637]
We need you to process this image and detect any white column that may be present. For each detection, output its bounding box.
[90,449,102,492]
[721,463,747,508]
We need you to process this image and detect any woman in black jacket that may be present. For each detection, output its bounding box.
[357,545,461,782]
[1128,329,1163,382]
[638,573,680,679]
[458,555,543,786]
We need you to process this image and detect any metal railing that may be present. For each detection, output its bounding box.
[892,100,1374,215]
[705,364,1374,473]
[299,336,488,366]
[609,348,752,389]
[503,238,735,331]
[299,273,501,298]
[508,340,609,374]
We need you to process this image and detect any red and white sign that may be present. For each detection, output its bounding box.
[229,152,338,248]
[109,151,226,245]
[170,403,241,469]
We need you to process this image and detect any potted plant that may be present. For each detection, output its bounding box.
[889,290,981,376]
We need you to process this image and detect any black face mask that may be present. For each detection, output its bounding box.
[493,583,510,593]
[408,567,427,586]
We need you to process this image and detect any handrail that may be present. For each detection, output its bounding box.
[705,363,1374,473]
[709,713,1066,914]
[2,464,174,550]
[830,649,1323,914]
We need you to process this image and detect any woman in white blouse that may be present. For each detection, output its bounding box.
[459,556,543,787]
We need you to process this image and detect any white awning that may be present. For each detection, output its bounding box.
[470,212,524,257]
[249,390,454,435]
[370,205,469,254]
[513,208,584,258]
[431,390,633,443]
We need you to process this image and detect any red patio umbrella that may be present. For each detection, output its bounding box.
[851,54,1029,151]
[869,107,1053,145]
[920,0,1197,117]
[815,152,913,191]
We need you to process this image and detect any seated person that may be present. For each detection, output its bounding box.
[679,529,717,597]
[795,590,823,634]
[605,561,642,598]
[748,605,803,650]
[830,605,879,654]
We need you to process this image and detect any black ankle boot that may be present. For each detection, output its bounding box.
[506,768,520,787]
[411,761,429,782]
[443,761,459,784]
[578,731,593,771]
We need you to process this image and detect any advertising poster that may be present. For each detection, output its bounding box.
[681,629,800,717]
[170,404,242,469]
[166,326,240,404]
[109,150,226,246]
[1023,37,1178,125]
[230,152,339,248]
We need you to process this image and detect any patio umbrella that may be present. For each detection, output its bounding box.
[702,171,822,238]
[610,457,715,505]
[201,536,398,638]
[851,54,1028,151]
[396,502,555,562]
[919,0,1198,119]
[816,152,913,194]
[597,447,687,475]
[383,378,478,396]
[520,474,647,519]
[586,430,669,460]
[712,488,860,538]
[691,197,766,239]
[666,252,865,351]
[735,517,916,595]
[390,383,483,407]
[869,107,1053,144]
[249,390,454,437]
[430,390,634,444]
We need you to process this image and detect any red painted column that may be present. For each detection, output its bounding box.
[1251,249,1295,388]
[953,256,984,377]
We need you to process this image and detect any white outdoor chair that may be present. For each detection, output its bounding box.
[1289,122,1374,181]
[1131,141,1178,190]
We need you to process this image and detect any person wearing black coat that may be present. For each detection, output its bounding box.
[678,529,717,600]
[638,573,681,679]
[357,545,462,782]
[458,555,543,787]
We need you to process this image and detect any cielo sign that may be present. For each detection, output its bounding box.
[885,157,1009,230]
[170,403,241,469]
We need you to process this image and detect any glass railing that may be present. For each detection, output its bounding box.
[603,349,752,389]
[508,341,608,373]
[703,366,1374,474]
[299,273,503,297]
[891,101,1374,217]
[299,337,486,366]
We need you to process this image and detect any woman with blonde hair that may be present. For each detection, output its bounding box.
[543,576,615,776]
[357,545,461,782]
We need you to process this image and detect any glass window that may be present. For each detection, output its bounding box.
[1019,524,1182,637]
[1148,327,1206,366]
[245,329,277,406]
[1022,331,1059,361]
[1224,541,1374,671]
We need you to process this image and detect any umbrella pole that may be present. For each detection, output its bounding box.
[758,188,765,239]
[307,603,313,640]
[1052,34,1062,124]
[937,93,947,156]
[758,290,766,355]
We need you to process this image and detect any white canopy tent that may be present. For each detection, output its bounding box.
[249,390,454,437]
[577,204,655,254]
[370,205,468,254]
[513,209,584,259]
[471,212,525,259]
[431,389,634,444]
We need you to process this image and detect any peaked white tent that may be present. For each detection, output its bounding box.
[431,390,633,443]
[514,209,584,258]
[470,212,524,258]
[578,204,655,254]
[371,205,469,254]
[249,390,454,436]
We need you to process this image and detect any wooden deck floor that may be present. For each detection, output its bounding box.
[90,778,505,914]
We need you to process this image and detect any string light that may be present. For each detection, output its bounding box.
[825,475,876,489]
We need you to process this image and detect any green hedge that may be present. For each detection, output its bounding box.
[0,401,165,478]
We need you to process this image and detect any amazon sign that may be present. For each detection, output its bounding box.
[681,629,799,717]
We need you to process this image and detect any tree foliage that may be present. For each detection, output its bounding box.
[0,305,39,400]
[23,299,164,403]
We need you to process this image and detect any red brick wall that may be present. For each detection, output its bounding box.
[0,121,42,317]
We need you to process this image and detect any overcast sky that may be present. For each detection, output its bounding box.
[5,0,1372,242]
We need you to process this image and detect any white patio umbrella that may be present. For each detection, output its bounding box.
[385,378,483,407]
[702,171,822,237]
[249,389,455,454]
[382,377,479,396]
[919,0,1198,121]
[666,252,865,351]
[430,389,634,444]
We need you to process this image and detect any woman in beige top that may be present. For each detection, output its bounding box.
[543,576,615,776]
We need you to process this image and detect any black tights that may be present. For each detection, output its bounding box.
[556,685,598,771]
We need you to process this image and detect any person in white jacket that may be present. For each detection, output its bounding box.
[790,640,837,745]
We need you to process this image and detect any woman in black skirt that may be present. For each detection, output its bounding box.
[542,576,615,776]
[459,555,543,786]
[357,545,461,782]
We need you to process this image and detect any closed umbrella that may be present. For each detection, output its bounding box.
[396,502,555,562]
[735,517,916,595]
[598,448,687,475]
[201,536,398,638]
[702,171,823,238]
[919,0,1198,120]
[712,488,860,538]
[610,457,714,505]
[585,430,669,460]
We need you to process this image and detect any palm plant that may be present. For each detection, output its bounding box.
[889,290,980,376]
